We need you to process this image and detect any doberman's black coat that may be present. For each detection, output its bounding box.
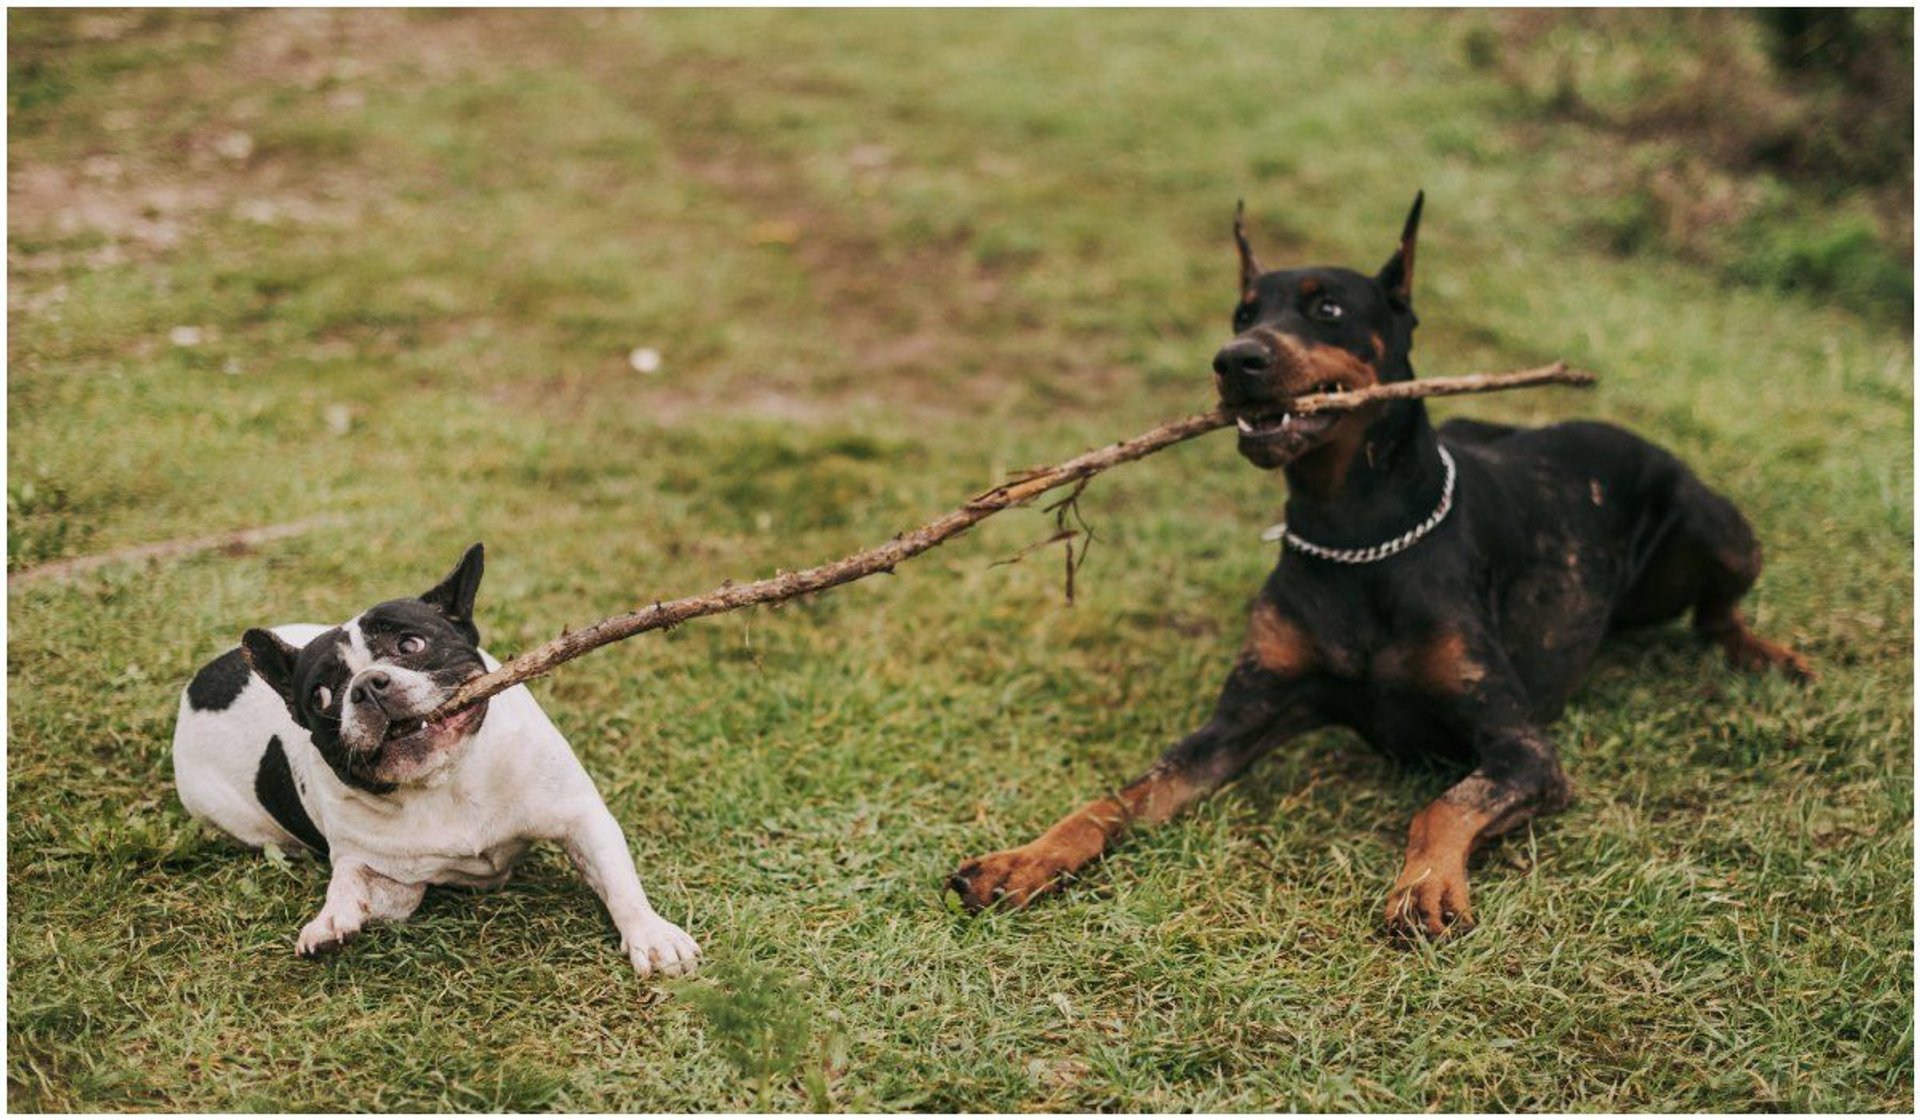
[950,194,1811,937]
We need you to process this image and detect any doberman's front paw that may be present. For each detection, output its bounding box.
[1383,862,1475,942]
[1722,630,1816,684]
[948,845,1074,912]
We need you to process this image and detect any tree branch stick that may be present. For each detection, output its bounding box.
[428,361,1593,719]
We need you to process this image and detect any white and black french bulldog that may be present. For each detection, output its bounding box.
[170,543,699,977]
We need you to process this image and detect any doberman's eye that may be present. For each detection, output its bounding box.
[1232,303,1256,332]
[1310,297,1344,323]
[311,685,332,710]
[397,635,426,655]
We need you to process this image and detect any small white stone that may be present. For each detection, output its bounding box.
[324,404,352,435]
[168,325,203,347]
[235,198,278,224]
[213,131,255,162]
[848,143,891,170]
[81,155,123,181]
[628,347,662,375]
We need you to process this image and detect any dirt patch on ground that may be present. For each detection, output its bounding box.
[6,13,379,322]
[669,147,1038,413]
[11,8,1114,425]
[7,9,491,253]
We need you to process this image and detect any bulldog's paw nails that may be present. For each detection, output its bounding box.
[295,916,358,959]
[1383,864,1475,943]
[625,919,700,979]
[947,846,1069,913]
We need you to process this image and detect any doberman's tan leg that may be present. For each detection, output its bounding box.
[1699,609,1815,683]
[1384,737,1569,941]
[949,764,1206,910]
[951,650,1322,912]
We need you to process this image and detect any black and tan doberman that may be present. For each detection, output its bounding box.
[950,193,1811,938]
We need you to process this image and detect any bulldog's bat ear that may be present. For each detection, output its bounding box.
[1376,190,1424,308]
[241,628,302,713]
[420,542,484,642]
[1234,199,1262,300]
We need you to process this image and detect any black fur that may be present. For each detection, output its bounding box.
[186,647,251,712]
[950,195,1808,934]
[255,735,328,855]
[419,543,485,646]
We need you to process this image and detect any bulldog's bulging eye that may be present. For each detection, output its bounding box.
[312,685,332,710]
[1311,297,1344,323]
[397,635,426,655]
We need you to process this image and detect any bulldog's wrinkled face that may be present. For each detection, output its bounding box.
[244,545,489,793]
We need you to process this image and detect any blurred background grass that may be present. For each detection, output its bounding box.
[7,8,1912,1112]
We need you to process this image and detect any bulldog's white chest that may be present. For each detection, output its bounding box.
[364,835,532,888]
[302,703,583,889]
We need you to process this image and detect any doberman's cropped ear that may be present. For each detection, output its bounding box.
[1376,190,1424,308]
[1234,200,1261,299]
[420,542,484,642]
[241,628,302,715]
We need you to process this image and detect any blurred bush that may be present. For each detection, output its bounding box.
[1465,8,1912,321]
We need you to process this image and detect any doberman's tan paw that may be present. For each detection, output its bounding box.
[1721,630,1816,684]
[948,845,1075,912]
[1383,862,1475,942]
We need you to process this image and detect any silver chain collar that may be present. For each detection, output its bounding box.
[1260,446,1457,564]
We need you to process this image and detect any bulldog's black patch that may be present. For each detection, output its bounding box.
[255,735,328,855]
[186,647,252,712]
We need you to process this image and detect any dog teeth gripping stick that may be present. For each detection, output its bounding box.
[427,362,1595,722]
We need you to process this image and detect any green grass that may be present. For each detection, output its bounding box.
[8,9,1912,1111]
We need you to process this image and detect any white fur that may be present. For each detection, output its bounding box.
[341,617,374,675]
[171,625,698,978]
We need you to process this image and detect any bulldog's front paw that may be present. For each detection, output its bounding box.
[624,918,700,979]
[295,914,361,959]
[948,845,1073,912]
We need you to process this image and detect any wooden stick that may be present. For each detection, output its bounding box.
[10,515,350,591]
[428,361,1593,719]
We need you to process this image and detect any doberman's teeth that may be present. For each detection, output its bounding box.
[1236,417,1254,434]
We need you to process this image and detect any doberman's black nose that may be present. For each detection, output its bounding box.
[1213,339,1274,395]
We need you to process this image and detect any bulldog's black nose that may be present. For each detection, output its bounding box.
[351,671,392,706]
[1213,339,1274,395]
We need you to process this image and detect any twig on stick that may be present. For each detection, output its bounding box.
[427,361,1593,720]
[988,529,1080,571]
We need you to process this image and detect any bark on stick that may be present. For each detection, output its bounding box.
[428,361,1593,719]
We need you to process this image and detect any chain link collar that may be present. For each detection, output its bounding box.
[1260,446,1457,564]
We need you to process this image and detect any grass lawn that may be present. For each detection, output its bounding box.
[8,9,1912,1111]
